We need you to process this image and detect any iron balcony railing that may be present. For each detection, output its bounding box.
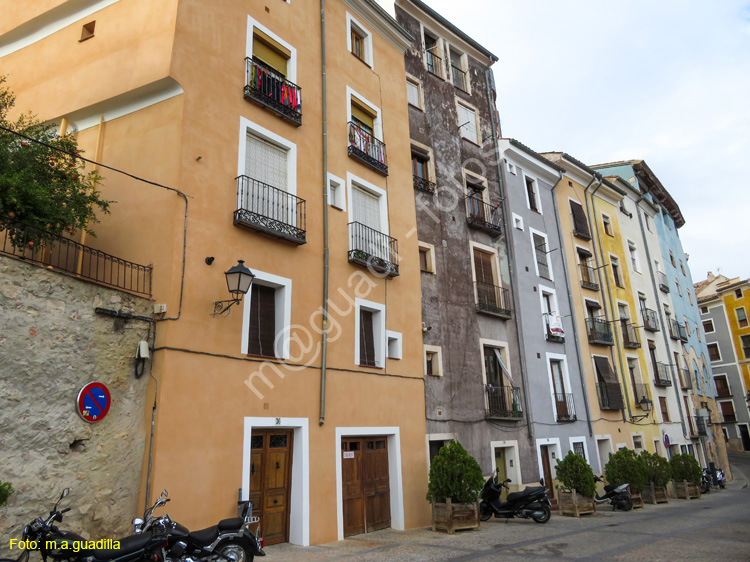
[678,323,688,342]
[695,416,708,436]
[475,281,512,318]
[596,382,624,410]
[348,222,399,277]
[451,65,467,91]
[642,308,660,331]
[680,368,692,390]
[715,380,731,397]
[244,58,302,126]
[622,323,642,348]
[1,223,151,296]
[413,175,436,194]
[426,49,442,76]
[555,393,577,422]
[543,313,565,343]
[586,317,614,345]
[632,383,650,405]
[485,385,523,419]
[579,263,599,291]
[347,121,388,175]
[653,362,672,387]
[658,271,669,292]
[465,195,503,236]
[234,176,306,244]
[668,318,681,340]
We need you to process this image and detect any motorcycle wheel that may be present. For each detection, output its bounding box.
[619,495,633,511]
[531,504,551,524]
[479,502,492,522]
[211,538,254,562]
[700,481,710,494]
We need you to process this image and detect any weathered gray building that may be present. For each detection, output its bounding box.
[394,0,535,484]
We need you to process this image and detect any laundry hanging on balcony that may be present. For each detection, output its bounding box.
[547,315,565,337]
[248,61,300,113]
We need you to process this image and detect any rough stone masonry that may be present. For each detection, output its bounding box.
[0,256,153,557]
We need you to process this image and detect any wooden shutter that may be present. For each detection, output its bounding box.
[360,310,376,366]
[245,133,287,190]
[569,200,591,238]
[457,103,477,142]
[351,187,380,230]
[248,285,276,357]
[473,249,494,284]
[593,356,625,409]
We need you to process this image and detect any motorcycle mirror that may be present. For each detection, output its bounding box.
[539,477,544,486]
[505,478,512,483]
[61,488,70,499]
[161,489,168,498]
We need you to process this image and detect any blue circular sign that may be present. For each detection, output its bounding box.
[76,382,111,423]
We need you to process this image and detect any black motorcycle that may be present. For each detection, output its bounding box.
[133,490,264,562]
[2,488,167,562]
[479,470,552,523]
[701,467,712,494]
[593,475,633,511]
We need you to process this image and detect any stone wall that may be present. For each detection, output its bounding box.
[0,256,153,556]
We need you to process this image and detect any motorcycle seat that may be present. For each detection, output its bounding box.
[218,517,243,531]
[603,484,618,493]
[190,525,220,546]
[92,533,152,560]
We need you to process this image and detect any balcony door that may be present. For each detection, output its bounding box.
[351,186,385,260]
[550,359,569,418]
[244,133,291,224]
[474,248,497,308]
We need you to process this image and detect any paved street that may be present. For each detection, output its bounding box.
[264,453,750,561]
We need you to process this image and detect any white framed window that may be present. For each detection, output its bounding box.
[530,228,553,281]
[505,159,517,175]
[347,172,388,234]
[247,16,297,83]
[327,172,346,211]
[347,12,373,67]
[546,353,574,421]
[570,437,589,461]
[238,117,297,195]
[424,345,443,376]
[707,343,721,362]
[540,286,563,341]
[525,174,542,213]
[418,241,436,274]
[386,330,402,360]
[456,101,479,144]
[702,319,715,333]
[628,240,641,273]
[241,270,292,360]
[602,213,613,236]
[406,75,423,109]
[355,298,386,368]
[512,213,524,231]
[610,255,624,288]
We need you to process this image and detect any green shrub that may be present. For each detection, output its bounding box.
[555,451,596,498]
[0,480,13,507]
[670,453,701,485]
[603,448,647,494]
[640,451,671,487]
[426,441,484,504]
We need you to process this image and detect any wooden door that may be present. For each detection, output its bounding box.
[540,446,554,499]
[342,436,390,537]
[494,448,508,501]
[248,429,293,546]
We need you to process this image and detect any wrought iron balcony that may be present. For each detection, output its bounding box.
[0,223,152,296]
[668,318,681,340]
[555,393,577,422]
[678,323,688,342]
[485,385,523,419]
[244,58,302,126]
[465,195,503,236]
[579,263,599,291]
[586,317,614,345]
[543,313,565,343]
[347,122,388,175]
[234,176,306,244]
[680,368,692,390]
[426,49,442,76]
[632,383,650,405]
[475,281,512,318]
[451,65,467,91]
[653,362,672,387]
[715,380,731,398]
[642,308,660,331]
[695,416,708,436]
[658,271,669,293]
[348,222,398,277]
[622,323,641,349]
[596,382,625,411]
[413,175,436,194]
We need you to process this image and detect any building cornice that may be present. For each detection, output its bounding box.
[345,0,414,53]
[499,139,565,183]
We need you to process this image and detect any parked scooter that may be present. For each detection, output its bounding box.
[133,490,264,562]
[593,475,633,511]
[479,470,552,523]
[716,467,727,489]
[2,488,167,562]
[701,467,713,494]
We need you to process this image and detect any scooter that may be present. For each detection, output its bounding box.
[593,475,633,511]
[479,470,551,524]
[716,467,727,489]
[701,468,712,494]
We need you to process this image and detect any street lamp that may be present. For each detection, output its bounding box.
[631,396,653,422]
[213,260,255,316]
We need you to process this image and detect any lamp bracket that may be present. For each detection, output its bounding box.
[213,298,242,316]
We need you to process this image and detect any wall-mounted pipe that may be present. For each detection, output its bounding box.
[319,0,329,426]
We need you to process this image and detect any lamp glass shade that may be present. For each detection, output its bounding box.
[224,260,255,297]
[639,396,652,412]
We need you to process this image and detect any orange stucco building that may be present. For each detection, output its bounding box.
[1,0,429,545]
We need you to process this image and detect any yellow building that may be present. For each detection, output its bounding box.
[1,0,429,546]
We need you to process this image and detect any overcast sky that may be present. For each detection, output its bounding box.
[424,0,750,283]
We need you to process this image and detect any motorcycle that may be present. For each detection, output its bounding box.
[593,475,633,511]
[701,467,712,494]
[715,467,727,489]
[133,490,264,562]
[3,488,167,562]
[479,470,551,523]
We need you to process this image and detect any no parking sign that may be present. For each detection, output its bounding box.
[76,382,111,423]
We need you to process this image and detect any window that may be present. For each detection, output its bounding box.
[688,291,693,305]
[700,305,708,314]
[512,213,524,231]
[506,160,517,175]
[355,299,385,368]
[736,289,744,299]
[457,102,479,144]
[569,200,591,239]
[659,397,670,422]
[669,251,676,267]
[424,345,442,376]
[644,214,651,232]
[418,241,435,273]
[347,13,372,66]
[675,279,682,296]
[465,176,486,221]
[707,343,721,362]
[611,257,623,288]
[572,441,586,459]
[720,401,737,423]
[714,375,730,397]
[742,335,750,359]
[247,284,277,358]
[628,241,640,273]
[680,260,686,276]
[79,21,95,42]
[386,331,402,360]
[423,30,442,76]
[412,152,429,181]
[602,214,613,236]
[449,48,468,91]
[406,77,422,109]
[532,231,551,280]
[737,307,749,328]
[702,319,715,333]
[241,270,292,360]
[525,176,540,213]
[633,436,643,452]
[253,30,290,76]
[327,173,345,211]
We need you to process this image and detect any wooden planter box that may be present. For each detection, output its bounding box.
[642,482,669,504]
[430,498,480,534]
[630,492,645,509]
[558,489,596,517]
[673,480,701,500]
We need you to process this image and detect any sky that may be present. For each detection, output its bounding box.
[423,0,750,283]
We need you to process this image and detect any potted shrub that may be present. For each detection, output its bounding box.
[426,441,484,533]
[640,451,671,504]
[555,451,596,517]
[603,448,647,508]
[670,453,702,499]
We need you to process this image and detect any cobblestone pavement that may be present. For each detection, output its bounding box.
[263,453,750,561]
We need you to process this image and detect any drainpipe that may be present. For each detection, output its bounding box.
[484,67,533,445]
[319,0,329,426]
[551,172,593,438]
[634,196,688,439]
[587,177,631,423]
